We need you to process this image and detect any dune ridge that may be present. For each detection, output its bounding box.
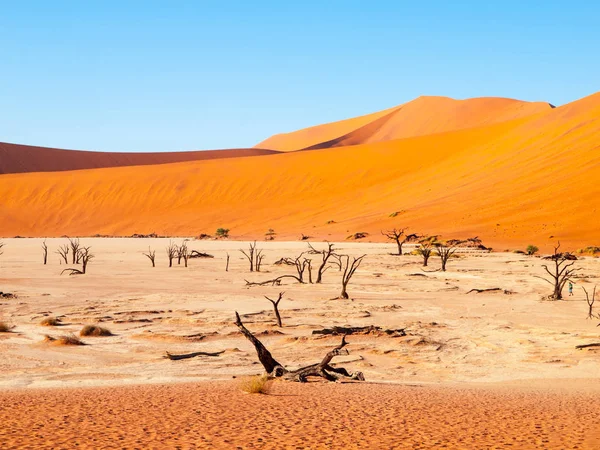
[0,92,598,249]
[257,96,554,151]
[0,141,279,175]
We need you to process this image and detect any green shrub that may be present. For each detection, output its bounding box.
[526,245,539,256]
[215,228,230,238]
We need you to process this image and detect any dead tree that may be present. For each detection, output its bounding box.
[56,244,69,265]
[42,239,48,265]
[582,286,598,319]
[68,238,80,264]
[241,241,263,272]
[166,241,177,267]
[265,292,284,327]
[416,238,434,267]
[535,242,579,300]
[177,242,188,265]
[143,247,156,267]
[308,242,336,283]
[226,253,230,272]
[0,241,4,256]
[235,312,364,382]
[435,240,462,272]
[339,254,366,299]
[382,228,419,255]
[182,246,190,268]
[61,247,94,275]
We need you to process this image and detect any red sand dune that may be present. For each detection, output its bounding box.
[1,382,599,449]
[0,141,278,174]
[0,92,599,249]
[256,96,553,151]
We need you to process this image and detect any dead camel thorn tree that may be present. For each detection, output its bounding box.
[535,242,579,300]
[56,244,69,265]
[61,247,94,275]
[265,292,284,327]
[308,242,337,284]
[339,254,366,299]
[416,236,435,267]
[382,228,419,256]
[177,242,188,265]
[434,240,463,272]
[42,239,48,265]
[582,286,599,320]
[143,247,156,267]
[166,241,177,267]
[68,237,80,264]
[235,312,364,382]
[240,241,264,272]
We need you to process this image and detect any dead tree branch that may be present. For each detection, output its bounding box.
[56,244,69,265]
[339,254,366,299]
[143,247,156,267]
[68,238,80,264]
[164,350,225,360]
[166,240,177,267]
[241,241,264,272]
[42,239,48,265]
[308,242,336,283]
[582,286,598,319]
[265,292,284,327]
[235,312,364,382]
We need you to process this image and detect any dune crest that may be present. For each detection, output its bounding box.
[0,142,278,175]
[256,96,553,151]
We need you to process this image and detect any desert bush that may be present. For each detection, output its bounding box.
[265,229,276,240]
[44,333,85,346]
[578,246,600,255]
[0,321,14,333]
[239,374,272,394]
[40,317,61,326]
[347,232,369,240]
[216,228,230,238]
[513,250,526,254]
[526,245,539,256]
[80,325,112,337]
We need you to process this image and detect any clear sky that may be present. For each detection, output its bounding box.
[1,1,598,152]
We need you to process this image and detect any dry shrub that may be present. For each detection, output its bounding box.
[44,333,85,346]
[239,375,272,394]
[80,325,112,337]
[0,321,14,333]
[40,317,61,326]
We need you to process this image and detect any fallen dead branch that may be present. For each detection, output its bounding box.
[235,312,364,382]
[312,325,406,337]
[575,343,600,350]
[164,350,226,360]
[189,251,214,258]
[245,275,303,287]
[466,288,513,294]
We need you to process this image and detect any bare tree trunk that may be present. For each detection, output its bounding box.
[338,254,366,299]
[42,239,48,265]
[226,253,230,272]
[265,292,284,327]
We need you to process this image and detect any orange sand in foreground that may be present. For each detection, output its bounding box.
[1,381,599,449]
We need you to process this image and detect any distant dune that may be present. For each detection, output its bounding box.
[0,142,278,174]
[256,96,554,151]
[0,92,598,249]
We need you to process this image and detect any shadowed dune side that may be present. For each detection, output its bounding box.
[257,96,554,152]
[0,92,598,249]
[0,142,279,175]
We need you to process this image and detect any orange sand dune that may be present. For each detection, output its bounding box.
[256,96,553,151]
[1,382,599,449]
[0,92,599,249]
[0,141,278,174]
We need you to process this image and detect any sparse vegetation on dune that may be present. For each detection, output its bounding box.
[526,245,539,256]
[0,321,14,333]
[80,325,112,337]
[40,317,61,326]
[43,333,85,346]
[215,228,230,238]
[239,374,272,394]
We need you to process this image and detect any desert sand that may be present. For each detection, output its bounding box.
[0,141,278,175]
[1,238,599,448]
[1,93,599,248]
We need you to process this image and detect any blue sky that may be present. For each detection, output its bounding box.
[1,1,598,152]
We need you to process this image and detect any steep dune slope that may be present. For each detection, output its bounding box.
[0,142,278,174]
[257,96,553,151]
[0,92,598,249]
[254,105,401,151]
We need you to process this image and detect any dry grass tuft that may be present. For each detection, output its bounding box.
[0,321,14,333]
[80,325,112,337]
[43,333,85,346]
[239,374,272,394]
[40,316,61,327]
